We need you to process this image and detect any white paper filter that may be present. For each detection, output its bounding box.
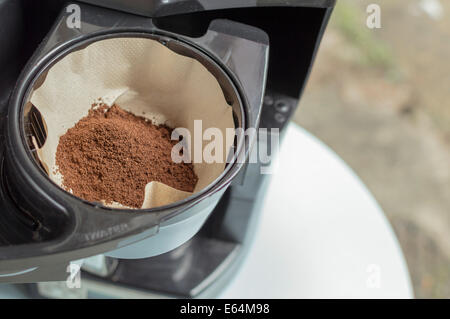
[29,37,235,209]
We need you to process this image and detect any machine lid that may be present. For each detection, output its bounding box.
[78,0,336,17]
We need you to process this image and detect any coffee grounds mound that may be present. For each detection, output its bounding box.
[55,104,198,208]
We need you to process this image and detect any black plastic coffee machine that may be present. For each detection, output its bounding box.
[0,0,335,298]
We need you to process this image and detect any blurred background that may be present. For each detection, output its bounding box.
[294,0,449,298]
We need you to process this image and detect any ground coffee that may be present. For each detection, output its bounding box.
[55,103,198,208]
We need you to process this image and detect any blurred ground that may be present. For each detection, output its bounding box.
[293,0,450,298]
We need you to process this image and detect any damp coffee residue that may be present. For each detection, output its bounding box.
[55,103,198,208]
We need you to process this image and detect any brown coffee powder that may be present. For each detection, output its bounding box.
[55,103,198,208]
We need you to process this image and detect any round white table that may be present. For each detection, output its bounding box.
[0,124,413,298]
[219,124,413,298]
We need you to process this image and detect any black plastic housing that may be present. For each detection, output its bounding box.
[0,0,335,289]
[0,2,269,281]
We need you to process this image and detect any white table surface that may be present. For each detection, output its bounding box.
[0,124,413,298]
[219,123,413,298]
